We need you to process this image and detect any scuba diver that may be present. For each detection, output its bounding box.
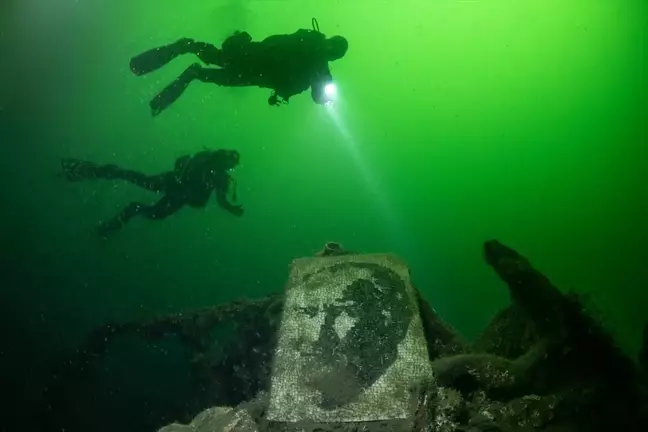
[60,149,243,236]
[129,18,348,116]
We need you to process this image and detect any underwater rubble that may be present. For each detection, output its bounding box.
[38,241,648,432]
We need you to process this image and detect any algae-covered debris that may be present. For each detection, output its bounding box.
[39,241,647,432]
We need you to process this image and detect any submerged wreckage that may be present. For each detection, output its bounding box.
[41,241,648,431]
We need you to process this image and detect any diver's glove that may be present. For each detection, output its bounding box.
[268,91,288,106]
[230,205,244,217]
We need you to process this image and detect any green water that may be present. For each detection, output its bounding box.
[1,0,646,412]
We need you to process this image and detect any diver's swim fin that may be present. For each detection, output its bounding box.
[61,158,97,181]
[149,63,201,116]
[96,217,124,238]
[129,38,194,76]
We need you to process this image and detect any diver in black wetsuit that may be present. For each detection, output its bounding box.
[60,149,243,236]
[129,19,348,115]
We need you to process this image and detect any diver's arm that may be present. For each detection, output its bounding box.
[269,86,303,106]
[310,62,333,104]
[215,188,244,216]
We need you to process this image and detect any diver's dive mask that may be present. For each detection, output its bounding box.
[213,149,240,171]
[225,150,240,170]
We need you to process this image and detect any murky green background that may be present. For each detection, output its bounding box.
[1,0,646,422]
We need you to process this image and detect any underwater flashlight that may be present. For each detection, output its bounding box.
[324,83,337,100]
[323,82,338,108]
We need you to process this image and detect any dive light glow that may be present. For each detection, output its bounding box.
[324,83,337,99]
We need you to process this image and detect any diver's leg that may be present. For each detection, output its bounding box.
[97,201,146,236]
[138,195,184,220]
[96,196,183,236]
[94,167,173,193]
[190,42,225,66]
[130,39,224,75]
[191,31,252,65]
[149,63,203,116]
[193,65,254,86]
[149,63,254,116]
[105,170,173,193]
[60,159,171,192]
